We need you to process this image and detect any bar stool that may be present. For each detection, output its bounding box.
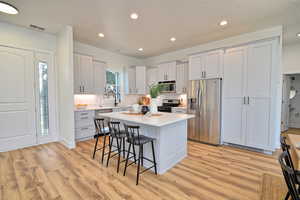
[106,121,137,173]
[92,118,111,163]
[123,124,157,185]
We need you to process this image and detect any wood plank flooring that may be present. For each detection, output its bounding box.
[0,139,284,200]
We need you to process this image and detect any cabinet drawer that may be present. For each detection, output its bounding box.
[75,125,95,139]
[75,111,94,121]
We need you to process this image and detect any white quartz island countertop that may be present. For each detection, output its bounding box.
[98,112,194,127]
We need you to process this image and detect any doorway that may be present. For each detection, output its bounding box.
[281,74,300,134]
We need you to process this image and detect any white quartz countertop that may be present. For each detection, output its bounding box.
[98,112,195,127]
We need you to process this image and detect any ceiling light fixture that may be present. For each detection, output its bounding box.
[219,20,228,26]
[170,37,176,42]
[297,33,300,37]
[138,48,143,51]
[98,33,104,38]
[0,1,19,14]
[130,13,138,20]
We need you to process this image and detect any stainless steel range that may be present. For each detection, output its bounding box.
[158,99,180,113]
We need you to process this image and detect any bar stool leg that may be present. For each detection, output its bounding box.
[122,138,126,158]
[151,141,157,175]
[132,145,137,164]
[123,143,132,176]
[92,134,99,159]
[116,138,121,173]
[141,145,144,166]
[136,144,142,185]
[101,135,107,163]
[106,137,114,167]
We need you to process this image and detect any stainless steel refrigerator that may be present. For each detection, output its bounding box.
[187,79,221,145]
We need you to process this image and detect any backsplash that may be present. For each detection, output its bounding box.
[74,94,141,107]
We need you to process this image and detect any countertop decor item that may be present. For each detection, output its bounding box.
[141,105,149,114]
[149,84,163,113]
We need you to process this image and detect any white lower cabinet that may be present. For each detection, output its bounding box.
[222,39,278,151]
[75,110,95,140]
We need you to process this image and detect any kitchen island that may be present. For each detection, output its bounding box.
[98,112,194,174]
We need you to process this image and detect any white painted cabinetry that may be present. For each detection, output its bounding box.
[74,54,94,94]
[222,39,278,151]
[74,53,106,94]
[189,50,223,80]
[176,62,188,93]
[93,61,106,95]
[146,67,158,87]
[75,110,95,140]
[125,66,146,94]
[158,61,177,81]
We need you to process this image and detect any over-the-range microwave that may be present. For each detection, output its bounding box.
[158,81,176,93]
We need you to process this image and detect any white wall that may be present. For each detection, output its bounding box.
[283,42,300,74]
[0,21,56,52]
[289,74,300,128]
[57,26,75,148]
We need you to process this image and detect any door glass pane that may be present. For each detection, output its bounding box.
[38,62,49,136]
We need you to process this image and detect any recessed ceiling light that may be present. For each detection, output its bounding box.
[297,33,300,37]
[130,13,138,20]
[138,48,143,51]
[0,1,19,14]
[98,33,104,38]
[219,20,228,26]
[170,37,176,42]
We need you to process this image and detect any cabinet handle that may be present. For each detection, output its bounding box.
[243,97,246,104]
[204,71,206,78]
[83,86,85,93]
[81,127,89,130]
[201,71,204,78]
[80,116,89,120]
[80,113,89,116]
[247,97,250,105]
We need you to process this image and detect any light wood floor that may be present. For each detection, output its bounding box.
[0,139,284,200]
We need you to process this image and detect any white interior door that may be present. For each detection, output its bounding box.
[0,46,36,152]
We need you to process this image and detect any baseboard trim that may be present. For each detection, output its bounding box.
[60,138,76,149]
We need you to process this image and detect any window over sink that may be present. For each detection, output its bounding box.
[104,70,121,103]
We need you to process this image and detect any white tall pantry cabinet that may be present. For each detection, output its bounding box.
[222,39,279,151]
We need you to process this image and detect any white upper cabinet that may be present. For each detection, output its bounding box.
[125,66,146,94]
[158,61,177,81]
[246,41,273,98]
[204,50,223,79]
[189,50,223,80]
[189,54,204,80]
[176,62,188,93]
[146,67,158,87]
[74,53,105,94]
[135,66,146,94]
[93,61,106,95]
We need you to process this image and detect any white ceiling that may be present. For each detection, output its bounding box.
[0,0,299,58]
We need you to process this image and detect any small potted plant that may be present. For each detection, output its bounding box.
[149,83,163,113]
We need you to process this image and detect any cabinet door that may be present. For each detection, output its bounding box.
[157,64,167,81]
[73,54,81,94]
[189,55,204,80]
[176,63,188,93]
[222,98,246,145]
[128,67,136,94]
[223,47,247,98]
[147,68,158,87]
[246,41,273,98]
[222,47,247,145]
[204,50,223,79]
[93,61,106,94]
[245,98,270,149]
[80,55,94,94]
[167,62,176,81]
[135,66,146,94]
